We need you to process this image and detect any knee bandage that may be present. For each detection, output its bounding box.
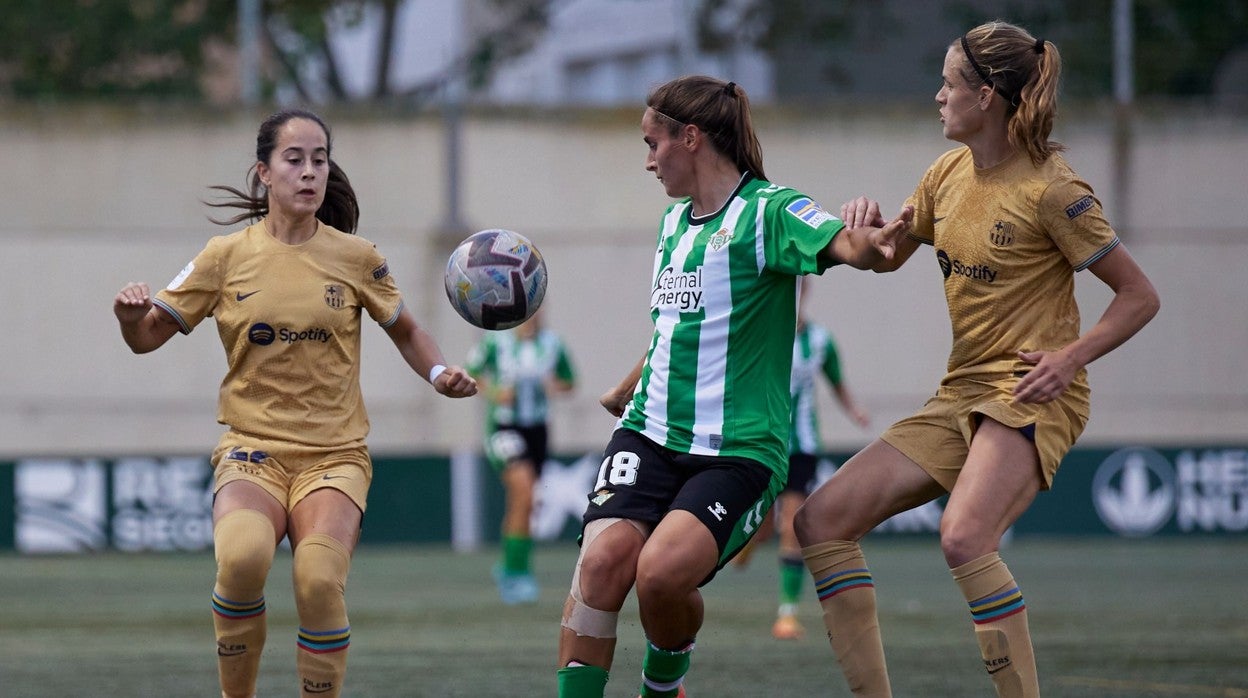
[561,518,647,639]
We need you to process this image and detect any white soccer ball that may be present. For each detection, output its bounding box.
[443,229,547,330]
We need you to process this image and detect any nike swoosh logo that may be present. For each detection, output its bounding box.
[236,290,261,301]
[933,216,946,224]
[322,474,350,481]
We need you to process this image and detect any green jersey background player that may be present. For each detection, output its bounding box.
[466,309,576,604]
[734,281,871,641]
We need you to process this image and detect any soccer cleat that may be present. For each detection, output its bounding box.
[493,564,539,605]
[771,614,805,640]
[638,686,687,698]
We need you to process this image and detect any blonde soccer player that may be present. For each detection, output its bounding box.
[794,22,1160,698]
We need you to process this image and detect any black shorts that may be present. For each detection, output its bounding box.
[583,429,780,578]
[485,423,549,475]
[785,451,818,495]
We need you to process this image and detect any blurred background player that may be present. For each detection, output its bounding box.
[795,22,1159,698]
[735,280,871,641]
[555,74,913,698]
[113,109,476,698]
[466,308,576,604]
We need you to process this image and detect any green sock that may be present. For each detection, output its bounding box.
[779,554,806,606]
[502,535,532,575]
[640,640,694,697]
[557,664,609,698]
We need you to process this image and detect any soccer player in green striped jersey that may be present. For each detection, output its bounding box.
[555,75,913,698]
[466,309,576,605]
[795,22,1158,698]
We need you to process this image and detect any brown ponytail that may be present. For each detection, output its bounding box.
[647,75,767,181]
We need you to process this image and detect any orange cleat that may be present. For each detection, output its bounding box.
[771,614,805,640]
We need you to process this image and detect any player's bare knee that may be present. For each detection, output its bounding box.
[792,498,818,545]
[938,518,991,567]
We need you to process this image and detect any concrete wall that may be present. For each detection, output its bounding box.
[2,104,1245,457]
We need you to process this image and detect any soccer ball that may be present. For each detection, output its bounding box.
[443,229,547,330]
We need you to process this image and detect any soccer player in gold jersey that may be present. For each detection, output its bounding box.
[113,109,476,698]
[794,22,1160,698]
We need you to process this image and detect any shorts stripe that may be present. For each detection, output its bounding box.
[969,586,1026,624]
[815,568,874,600]
[211,592,265,619]
[297,626,351,653]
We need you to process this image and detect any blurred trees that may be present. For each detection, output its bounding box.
[0,0,1242,103]
[694,0,1248,99]
[0,0,553,103]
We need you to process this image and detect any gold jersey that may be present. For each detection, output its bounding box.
[154,220,403,447]
[906,148,1120,392]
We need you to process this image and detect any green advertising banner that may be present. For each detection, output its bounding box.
[1,445,1244,552]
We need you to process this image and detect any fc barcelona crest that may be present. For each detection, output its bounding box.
[324,284,345,309]
[989,220,1016,247]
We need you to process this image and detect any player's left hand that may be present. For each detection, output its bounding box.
[1013,349,1079,404]
[868,205,914,259]
[435,365,478,398]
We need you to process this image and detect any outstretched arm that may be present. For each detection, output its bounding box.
[821,204,915,270]
[1014,245,1160,404]
[114,282,181,354]
[384,309,478,398]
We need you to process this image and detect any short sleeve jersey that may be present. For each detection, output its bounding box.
[789,321,843,455]
[153,220,403,446]
[905,148,1120,390]
[619,174,843,476]
[466,328,576,428]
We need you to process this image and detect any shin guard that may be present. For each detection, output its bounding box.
[803,540,892,697]
[293,534,351,697]
[212,509,277,698]
[952,552,1038,698]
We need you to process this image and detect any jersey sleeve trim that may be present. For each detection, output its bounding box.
[151,298,192,335]
[906,232,933,246]
[379,299,404,328]
[1073,236,1120,272]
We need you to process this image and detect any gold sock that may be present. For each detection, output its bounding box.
[212,509,276,698]
[952,552,1038,698]
[293,534,352,697]
[803,540,892,697]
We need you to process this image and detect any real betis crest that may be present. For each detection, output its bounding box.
[708,227,733,251]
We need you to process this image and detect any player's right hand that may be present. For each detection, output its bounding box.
[599,389,630,418]
[114,282,153,324]
[435,365,478,398]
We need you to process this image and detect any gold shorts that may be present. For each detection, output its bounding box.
[880,380,1088,492]
[211,431,373,513]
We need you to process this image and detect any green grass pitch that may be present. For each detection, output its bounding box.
[2,538,1246,696]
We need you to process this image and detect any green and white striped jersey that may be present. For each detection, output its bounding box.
[790,322,844,455]
[619,174,844,476]
[466,328,575,427]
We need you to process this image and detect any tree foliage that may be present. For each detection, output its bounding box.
[0,0,236,99]
[0,0,554,104]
